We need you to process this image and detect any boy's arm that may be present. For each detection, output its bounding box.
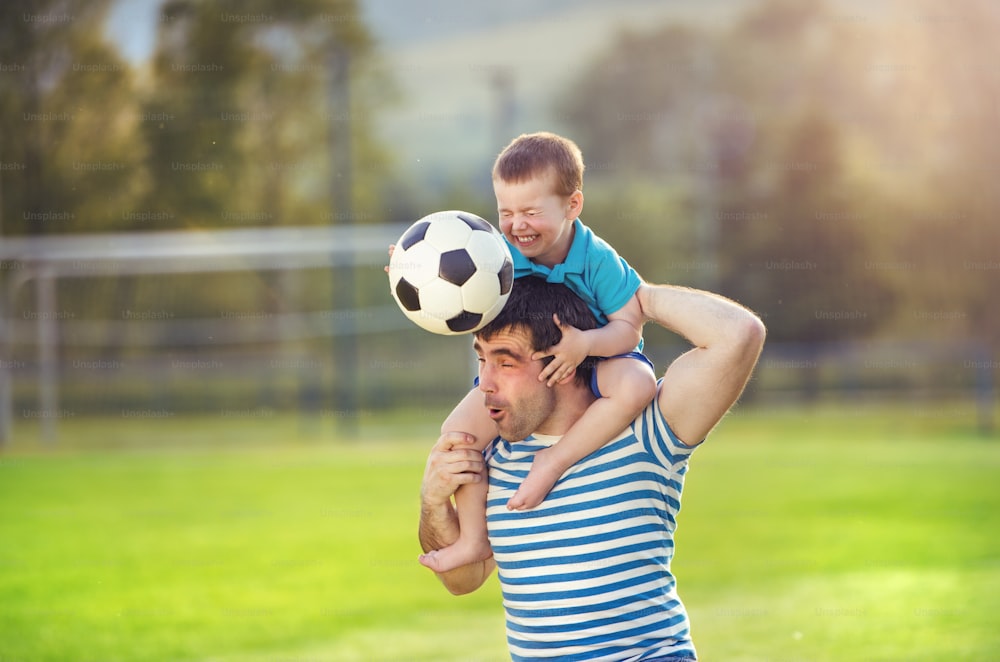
[534,295,644,386]
[637,283,765,445]
[440,388,498,451]
[419,432,496,595]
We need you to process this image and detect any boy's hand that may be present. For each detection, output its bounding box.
[383,244,395,274]
[532,314,591,387]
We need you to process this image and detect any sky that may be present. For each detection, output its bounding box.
[100,0,669,63]
[103,0,160,63]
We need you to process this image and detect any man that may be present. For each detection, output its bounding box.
[419,276,765,660]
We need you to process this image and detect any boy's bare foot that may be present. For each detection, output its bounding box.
[419,536,493,573]
[506,446,565,511]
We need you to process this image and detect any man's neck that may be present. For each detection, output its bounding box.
[534,381,595,436]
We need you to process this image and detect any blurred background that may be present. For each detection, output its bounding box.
[0,0,997,441]
[2,2,999,661]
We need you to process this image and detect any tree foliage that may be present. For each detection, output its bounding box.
[0,0,138,235]
[0,0,393,236]
[3,0,998,349]
[557,0,1000,344]
[0,0,401,372]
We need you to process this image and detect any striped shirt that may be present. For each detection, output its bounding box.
[485,396,699,661]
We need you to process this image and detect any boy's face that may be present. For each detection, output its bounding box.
[494,169,583,268]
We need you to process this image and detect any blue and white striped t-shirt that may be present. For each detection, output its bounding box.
[485,396,699,661]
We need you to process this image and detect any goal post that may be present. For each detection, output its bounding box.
[0,224,407,444]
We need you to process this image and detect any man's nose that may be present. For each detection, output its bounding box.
[477,365,495,393]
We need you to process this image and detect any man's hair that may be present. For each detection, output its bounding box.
[476,276,598,388]
[492,132,584,198]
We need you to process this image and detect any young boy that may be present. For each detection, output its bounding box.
[416,132,658,573]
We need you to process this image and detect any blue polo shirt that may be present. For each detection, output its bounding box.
[506,219,641,326]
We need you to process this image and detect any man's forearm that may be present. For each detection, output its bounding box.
[419,496,494,595]
[637,283,763,351]
[419,497,460,553]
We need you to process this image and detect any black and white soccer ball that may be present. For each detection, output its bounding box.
[388,210,514,335]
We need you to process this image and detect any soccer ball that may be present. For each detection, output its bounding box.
[388,210,514,335]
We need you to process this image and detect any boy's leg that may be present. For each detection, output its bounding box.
[419,388,496,572]
[419,478,491,572]
[506,356,656,511]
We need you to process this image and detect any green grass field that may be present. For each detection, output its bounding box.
[1,401,998,661]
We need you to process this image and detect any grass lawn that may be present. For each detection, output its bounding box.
[0,401,997,661]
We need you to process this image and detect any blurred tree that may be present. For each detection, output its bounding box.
[872,0,1000,343]
[0,0,401,371]
[558,0,1000,350]
[0,0,144,235]
[551,24,717,289]
[708,1,895,343]
[121,0,405,413]
[132,0,399,350]
[138,0,392,234]
[555,24,712,178]
[717,108,891,344]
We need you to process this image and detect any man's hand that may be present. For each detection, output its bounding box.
[532,314,591,386]
[419,431,497,595]
[421,431,485,510]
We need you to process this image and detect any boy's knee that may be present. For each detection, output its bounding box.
[625,365,657,402]
[598,357,657,403]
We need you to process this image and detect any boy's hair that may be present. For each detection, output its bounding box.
[492,132,584,198]
[476,276,598,388]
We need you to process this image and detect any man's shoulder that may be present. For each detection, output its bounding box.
[629,388,701,466]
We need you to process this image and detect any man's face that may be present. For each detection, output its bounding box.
[474,326,557,442]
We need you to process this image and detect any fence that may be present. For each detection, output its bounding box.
[0,224,408,443]
[2,228,995,444]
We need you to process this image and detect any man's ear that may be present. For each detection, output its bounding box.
[555,367,578,386]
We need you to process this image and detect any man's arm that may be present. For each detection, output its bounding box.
[418,432,496,595]
[637,283,765,446]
